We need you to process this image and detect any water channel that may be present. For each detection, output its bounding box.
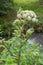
[28,33,43,45]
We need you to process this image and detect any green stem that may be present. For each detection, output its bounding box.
[17,44,22,65]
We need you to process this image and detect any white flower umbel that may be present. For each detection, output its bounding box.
[17,10,38,22]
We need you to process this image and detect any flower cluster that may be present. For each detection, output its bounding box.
[17,10,38,22]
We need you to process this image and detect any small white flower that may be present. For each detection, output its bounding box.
[32,18,38,22]
[29,11,37,18]
[26,12,30,16]
[27,16,31,20]
[24,10,29,13]
[17,14,21,19]
[22,13,27,18]
[30,13,34,17]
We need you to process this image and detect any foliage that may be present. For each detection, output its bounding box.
[0,19,13,39]
[13,0,43,33]
[0,0,43,65]
[0,15,43,65]
[0,36,43,65]
[0,0,19,39]
[14,0,38,5]
[12,18,34,39]
[0,0,43,39]
[0,0,14,17]
[0,0,13,38]
[16,9,43,33]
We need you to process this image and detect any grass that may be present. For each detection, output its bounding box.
[14,0,38,4]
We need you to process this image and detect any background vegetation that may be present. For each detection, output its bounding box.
[0,0,43,65]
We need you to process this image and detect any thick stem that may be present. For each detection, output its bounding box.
[17,50,21,65]
[17,45,22,65]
